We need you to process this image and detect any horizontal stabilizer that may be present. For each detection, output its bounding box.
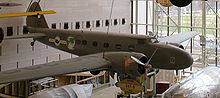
[4,33,46,40]
[158,31,199,44]
[0,11,56,18]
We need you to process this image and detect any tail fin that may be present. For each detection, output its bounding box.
[26,2,48,28]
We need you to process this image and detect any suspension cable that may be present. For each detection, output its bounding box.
[103,0,115,58]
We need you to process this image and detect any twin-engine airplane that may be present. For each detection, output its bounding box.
[0,2,198,90]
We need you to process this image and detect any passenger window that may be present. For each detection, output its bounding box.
[96,20,101,27]
[52,23,56,29]
[104,43,109,48]
[75,22,80,29]
[82,40,87,45]
[7,27,13,36]
[122,18,126,25]
[105,20,110,26]
[93,41,98,47]
[75,40,81,45]
[86,21,90,28]
[114,19,118,25]
[115,44,122,49]
[64,23,68,29]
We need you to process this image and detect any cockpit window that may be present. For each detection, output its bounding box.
[151,38,158,43]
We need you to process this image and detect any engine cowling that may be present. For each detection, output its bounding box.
[168,42,184,49]
[0,28,3,44]
[104,52,148,80]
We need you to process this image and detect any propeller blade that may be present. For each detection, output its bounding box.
[130,56,145,66]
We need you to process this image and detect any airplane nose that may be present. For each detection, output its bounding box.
[178,50,193,69]
[183,52,193,68]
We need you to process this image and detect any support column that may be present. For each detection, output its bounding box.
[215,1,218,66]
[202,1,206,67]
[135,0,138,34]
[178,7,181,33]
[152,0,155,33]
[131,0,134,34]
[146,0,148,35]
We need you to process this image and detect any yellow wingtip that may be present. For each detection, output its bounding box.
[0,11,56,18]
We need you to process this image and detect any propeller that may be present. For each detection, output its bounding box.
[131,48,158,69]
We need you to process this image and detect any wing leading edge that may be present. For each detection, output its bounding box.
[158,31,199,43]
[0,54,110,84]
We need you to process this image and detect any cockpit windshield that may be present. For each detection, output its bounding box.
[150,37,158,43]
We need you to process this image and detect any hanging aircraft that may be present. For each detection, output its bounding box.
[163,66,220,98]
[156,0,192,7]
[170,0,192,7]
[0,2,198,94]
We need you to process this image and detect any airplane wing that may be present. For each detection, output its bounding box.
[0,54,111,84]
[158,31,199,43]
[4,33,46,39]
[0,11,56,18]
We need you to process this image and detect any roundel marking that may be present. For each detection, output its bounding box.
[54,36,61,46]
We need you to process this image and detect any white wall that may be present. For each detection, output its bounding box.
[0,0,131,71]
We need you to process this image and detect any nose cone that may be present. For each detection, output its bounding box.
[180,51,193,69]
[148,43,194,70]
[168,44,194,69]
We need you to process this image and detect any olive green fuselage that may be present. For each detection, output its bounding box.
[29,27,193,70]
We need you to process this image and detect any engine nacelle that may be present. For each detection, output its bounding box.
[0,28,3,44]
[90,70,101,75]
[104,52,148,80]
[168,42,184,49]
